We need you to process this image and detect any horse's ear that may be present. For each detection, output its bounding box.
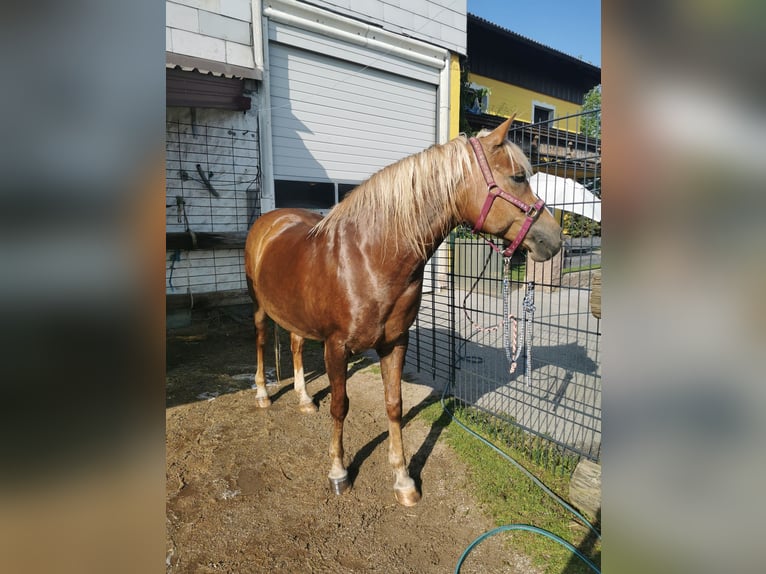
[483,115,516,147]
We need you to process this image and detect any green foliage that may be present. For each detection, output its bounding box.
[459,59,489,135]
[452,223,476,239]
[579,86,602,201]
[562,212,601,238]
[580,85,601,140]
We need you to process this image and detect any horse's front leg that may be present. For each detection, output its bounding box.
[252,306,272,408]
[290,333,318,413]
[378,334,421,506]
[325,338,350,494]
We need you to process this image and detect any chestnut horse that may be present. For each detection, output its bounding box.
[244,118,562,506]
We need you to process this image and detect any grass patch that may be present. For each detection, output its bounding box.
[562,264,601,274]
[364,364,381,375]
[416,398,600,574]
[450,401,580,476]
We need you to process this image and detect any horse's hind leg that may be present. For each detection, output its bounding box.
[379,335,421,506]
[252,306,272,408]
[325,338,350,494]
[291,333,317,413]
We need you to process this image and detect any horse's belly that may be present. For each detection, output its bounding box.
[254,263,324,340]
[246,208,424,349]
[248,217,336,340]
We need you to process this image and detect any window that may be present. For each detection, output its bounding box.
[532,102,555,125]
[275,180,334,212]
[338,183,357,202]
[275,180,360,214]
[467,83,490,113]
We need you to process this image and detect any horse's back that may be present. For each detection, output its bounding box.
[244,208,334,338]
[245,208,322,273]
[246,208,321,246]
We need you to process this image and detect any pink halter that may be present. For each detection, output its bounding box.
[468,137,545,258]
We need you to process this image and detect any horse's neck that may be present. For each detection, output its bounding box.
[324,147,467,268]
[384,187,459,266]
[377,209,455,270]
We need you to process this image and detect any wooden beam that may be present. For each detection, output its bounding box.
[166,231,248,251]
[590,271,601,319]
[166,289,251,311]
[534,164,600,180]
[569,459,601,521]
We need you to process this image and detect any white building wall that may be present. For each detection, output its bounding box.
[307,0,467,55]
[165,2,266,297]
[166,0,262,70]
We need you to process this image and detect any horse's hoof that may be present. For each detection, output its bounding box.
[299,401,318,414]
[255,396,272,408]
[394,487,421,507]
[328,475,350,495]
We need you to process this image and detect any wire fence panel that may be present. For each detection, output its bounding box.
[406,245,456,386]
[166,120,262,233]
[408,110,601,468]
[165,119,261,295]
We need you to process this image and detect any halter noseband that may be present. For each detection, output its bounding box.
[468,137,545,258]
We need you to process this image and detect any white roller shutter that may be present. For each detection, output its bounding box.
[269,31,438,183]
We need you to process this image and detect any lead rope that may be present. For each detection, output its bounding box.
[501,257,518,370]
[462,252,519,367]
[503,261,535,385]
[462,252,535,383]
[522,280,535,386]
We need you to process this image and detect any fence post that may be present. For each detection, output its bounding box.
[525,249,562,291]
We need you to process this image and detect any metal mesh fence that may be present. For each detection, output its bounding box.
[407,110,602,468]
[165,120,261,295]
[166,120,261,233]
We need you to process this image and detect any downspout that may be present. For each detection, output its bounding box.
[255,1,276,213]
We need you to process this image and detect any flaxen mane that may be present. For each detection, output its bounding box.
[311,134,532,258]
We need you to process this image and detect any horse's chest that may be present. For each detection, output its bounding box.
[350,281,422,346]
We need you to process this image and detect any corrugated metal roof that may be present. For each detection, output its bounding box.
[468,14,600,74]
[166,52,262,81]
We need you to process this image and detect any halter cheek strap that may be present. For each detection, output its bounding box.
[468,137,545,258]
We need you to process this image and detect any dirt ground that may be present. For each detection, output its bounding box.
[166,307,539,573]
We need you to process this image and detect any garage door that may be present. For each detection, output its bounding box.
[269,39,438,186]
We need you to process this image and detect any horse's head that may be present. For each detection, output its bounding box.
[463,117,563,262]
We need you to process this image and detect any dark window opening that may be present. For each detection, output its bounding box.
[338,183,357,202]
[533,105,553,124]
[274,180,362,213]
[275,180,335,211]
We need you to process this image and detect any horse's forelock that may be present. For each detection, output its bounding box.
[475,129,532,177]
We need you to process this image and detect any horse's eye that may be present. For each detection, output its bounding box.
[511,174,527,183]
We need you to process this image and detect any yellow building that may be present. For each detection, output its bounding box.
[465,14,600,133]
[467,73,586,129]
